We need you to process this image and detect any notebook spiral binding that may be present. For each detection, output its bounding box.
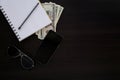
[0,6,21,40]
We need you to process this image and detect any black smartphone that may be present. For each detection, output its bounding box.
[35,30,62,64]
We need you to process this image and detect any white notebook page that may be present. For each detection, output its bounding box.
[0,0,51,41]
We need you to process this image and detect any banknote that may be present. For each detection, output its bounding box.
[36,3,55,39]
[41,3,56,39]
[35,2,64,40]
[54,5,64,29]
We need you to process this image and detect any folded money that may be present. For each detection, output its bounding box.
[35,2,64,40]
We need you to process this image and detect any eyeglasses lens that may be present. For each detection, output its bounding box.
[21,55,34,69]
[8,46,19,57]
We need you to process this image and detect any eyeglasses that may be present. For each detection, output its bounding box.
[7,45,34,69]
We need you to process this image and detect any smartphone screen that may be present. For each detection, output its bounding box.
[35,30,62,64]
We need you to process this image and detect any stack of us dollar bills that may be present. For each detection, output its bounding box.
[35,2,64,40]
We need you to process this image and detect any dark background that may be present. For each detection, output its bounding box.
[0,0,120,79]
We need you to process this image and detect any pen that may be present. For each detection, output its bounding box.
[18,2,39,30]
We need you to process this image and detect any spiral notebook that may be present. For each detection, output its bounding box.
[0,0,52,41]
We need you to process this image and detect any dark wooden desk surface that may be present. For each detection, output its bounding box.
[0,0,120,80]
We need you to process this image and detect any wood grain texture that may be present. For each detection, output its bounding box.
[0,0,120,79]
